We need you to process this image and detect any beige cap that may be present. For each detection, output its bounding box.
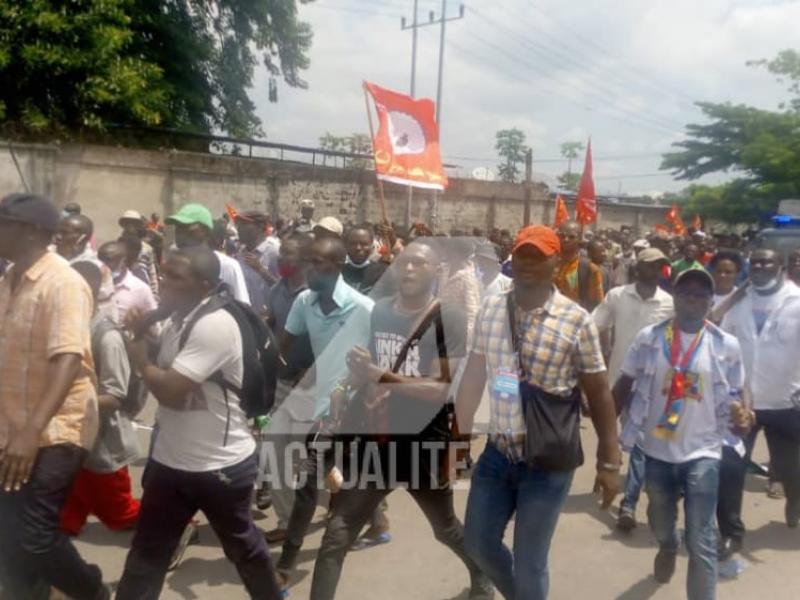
[636,248,669,264]
[119,209,143,222]
[315,216,344,236]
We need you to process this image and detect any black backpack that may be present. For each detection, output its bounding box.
[178,290,282,423]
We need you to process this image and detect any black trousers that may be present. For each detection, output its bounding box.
[116,454,281,600]
[309,483,481,600]
[278,442,388,573]
[0,443,104,600]
[717,408,800,541]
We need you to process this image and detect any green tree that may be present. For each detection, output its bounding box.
[0,0,314,139]
[319,132,372,168]
[557,141,584,191]
[0,0,168,135]
[495,128,528,183]
[661,49,800,224]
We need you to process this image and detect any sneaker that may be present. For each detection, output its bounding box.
[616,507,637,532]
[767,480,785,499]
[264,527,288,545]
[255,484,272,510]
[654,549,677,584]
[168,520,200,571]
[350,531,392,551]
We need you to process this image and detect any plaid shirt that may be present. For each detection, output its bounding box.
[0,252,98,450]
[471,287,606,460]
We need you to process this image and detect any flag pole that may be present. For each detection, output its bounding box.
[363,84,390,226]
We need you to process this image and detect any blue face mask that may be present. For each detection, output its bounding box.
[308,272,338,294]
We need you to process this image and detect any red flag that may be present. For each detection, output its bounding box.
[666,204,687,235]
[654,224,671,235]
[553,194,570,228]
[692,214,702,231]
[364,81,448,190]
[575,139,596,225]
[225,203,238,223]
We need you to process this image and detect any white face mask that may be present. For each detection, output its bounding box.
[752,276,780,291]
[111,269,124,281]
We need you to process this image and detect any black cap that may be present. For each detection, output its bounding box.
[236,210,269,224]
[673,268,715,294]
[0,193,60,233]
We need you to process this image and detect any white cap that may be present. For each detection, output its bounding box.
[300,198,315,209]
[316,216,344,236]
[120,210,143,222]
[632,239,650,250]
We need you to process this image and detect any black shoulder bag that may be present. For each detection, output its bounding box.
[507,292,584,472]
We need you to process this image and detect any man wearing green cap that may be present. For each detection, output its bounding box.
[166,204,250,305]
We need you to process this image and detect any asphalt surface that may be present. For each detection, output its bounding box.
[70,412,800,600]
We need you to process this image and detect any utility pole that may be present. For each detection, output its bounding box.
[401,0,420,231]
[402,1,465,232]
[523,148,533,225]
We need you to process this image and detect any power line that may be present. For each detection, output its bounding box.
[525,2,699,107]
[459,29,683,136]
[445,152,667,163]
[467,6,687,132]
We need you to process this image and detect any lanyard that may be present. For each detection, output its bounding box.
[662,320,705,403]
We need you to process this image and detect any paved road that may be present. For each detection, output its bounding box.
[72,419,800,600]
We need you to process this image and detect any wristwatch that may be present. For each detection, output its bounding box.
[597,461,622,472]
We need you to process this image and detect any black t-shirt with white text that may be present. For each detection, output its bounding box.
[369,297,467,441]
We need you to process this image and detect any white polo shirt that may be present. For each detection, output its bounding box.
[153,303,256,472]
[592,283,674,384]
[215,250,251,305]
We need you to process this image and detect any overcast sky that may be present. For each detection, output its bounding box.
[251,0,800,196]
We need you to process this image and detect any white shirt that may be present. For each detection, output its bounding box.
[153,306,256,471]
[621,324,745,463]
[215,251,251,305]
[113,270,158,323]
[712,289,736,310]
[721,282,800,410]
[592,283,674,384]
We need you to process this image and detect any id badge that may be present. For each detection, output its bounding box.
[492,368,520,399]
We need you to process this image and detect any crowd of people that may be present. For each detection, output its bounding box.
[0,191,798,600]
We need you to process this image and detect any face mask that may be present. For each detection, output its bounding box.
[752,276,779,291]
[111,270,124,282]
[474,265,484,282]
[278,263,298,279]
[346,255,371,269]
[308,272,338,294]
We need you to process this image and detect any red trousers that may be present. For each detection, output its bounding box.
[60,466,140,536]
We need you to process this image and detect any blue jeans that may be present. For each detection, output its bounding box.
[645,456,720,600]
[621,444,646,513]
[464,442,574,600]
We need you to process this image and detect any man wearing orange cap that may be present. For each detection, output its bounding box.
[456,225,621,600]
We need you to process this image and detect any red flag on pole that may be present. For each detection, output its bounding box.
[575,139,597,225]
[364,81,448,191]
[553,194,570,228]
[666,204,687,235]
[225,203,238,223]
